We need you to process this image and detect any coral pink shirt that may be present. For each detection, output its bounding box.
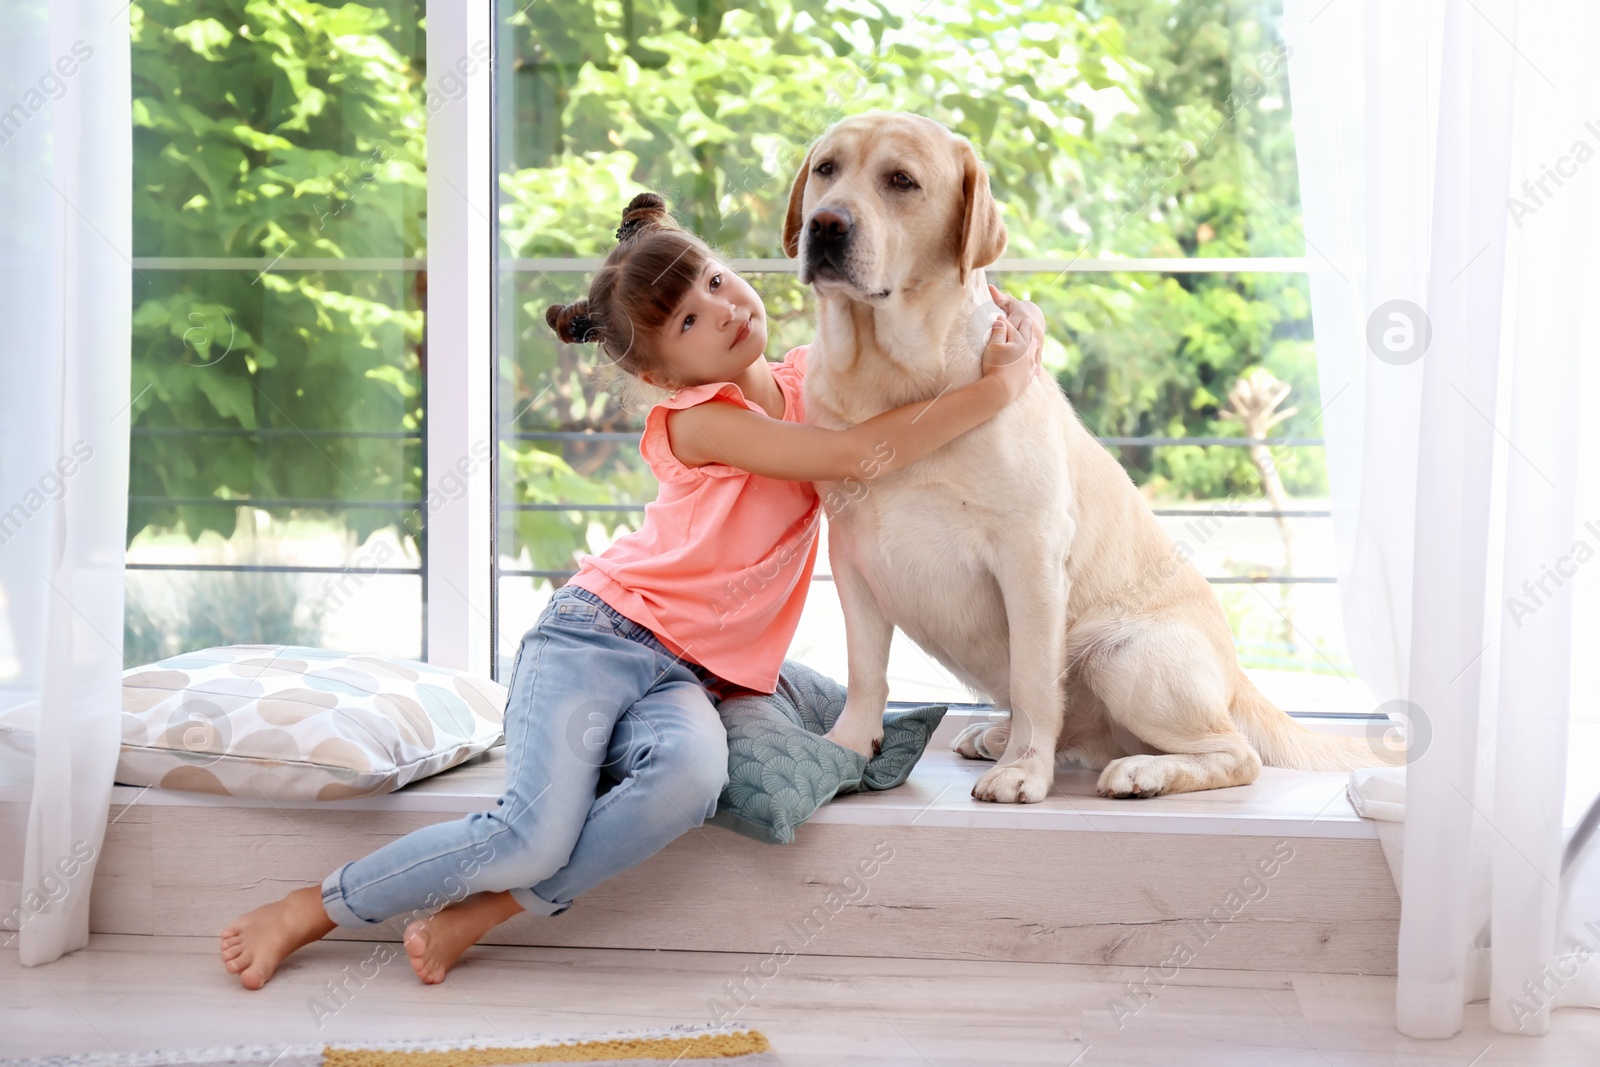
[568,346,821,693]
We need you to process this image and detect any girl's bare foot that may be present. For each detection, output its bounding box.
[403,891,524,984]
[220,886,337,989]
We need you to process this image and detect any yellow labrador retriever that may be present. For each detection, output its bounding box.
[785,111,1398,803]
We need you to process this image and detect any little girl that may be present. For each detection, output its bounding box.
[221,192,1041,988]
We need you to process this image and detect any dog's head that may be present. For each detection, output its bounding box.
[781,112,1007,305]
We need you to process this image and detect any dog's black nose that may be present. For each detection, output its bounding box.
[808,206,853,248]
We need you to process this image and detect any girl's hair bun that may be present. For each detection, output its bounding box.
[616,192,670,242]
[544,300,599,345]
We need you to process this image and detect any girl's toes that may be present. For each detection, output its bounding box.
[224,952,249,974]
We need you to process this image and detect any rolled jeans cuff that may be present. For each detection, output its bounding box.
[510,885,571,917]
[321,863,382,927]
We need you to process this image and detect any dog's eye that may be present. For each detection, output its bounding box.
[890,172,917,190]
[815,161,834,177]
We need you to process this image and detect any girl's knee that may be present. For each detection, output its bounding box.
[670,720,728,780]
[688,748,729,807]
[657,738,728,821]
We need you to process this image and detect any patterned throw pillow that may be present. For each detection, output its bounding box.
[103,645,506,801]
[709,659,947,845]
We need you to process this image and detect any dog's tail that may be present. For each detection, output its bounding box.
[1230,671,1403,771]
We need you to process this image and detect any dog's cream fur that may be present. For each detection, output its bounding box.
[786,112,1399,803]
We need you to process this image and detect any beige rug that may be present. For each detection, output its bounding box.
[2,1026,778,1067]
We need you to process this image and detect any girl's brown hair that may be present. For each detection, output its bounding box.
[543,192,715,392]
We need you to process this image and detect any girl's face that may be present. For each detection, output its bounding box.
[647,260,767,388]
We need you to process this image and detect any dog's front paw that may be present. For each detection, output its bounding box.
[972,762,1050,804]
[1097,754,1177,798]
[951,721,1009,761]
[822,725,882,760]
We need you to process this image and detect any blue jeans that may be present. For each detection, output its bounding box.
[320,585,729,924]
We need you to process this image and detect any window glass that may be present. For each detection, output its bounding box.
[128,2,427,661]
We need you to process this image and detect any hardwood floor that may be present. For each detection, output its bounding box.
[3,934,1597,1065]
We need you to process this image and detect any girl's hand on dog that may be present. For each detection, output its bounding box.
[981,314,1041,402]
[988,283,1046,362]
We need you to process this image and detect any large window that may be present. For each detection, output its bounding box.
[123,2,1370,717]
[127,2,427,662]
[491,1,1369,714]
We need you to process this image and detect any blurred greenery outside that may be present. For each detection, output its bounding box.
[128,0,1347,677]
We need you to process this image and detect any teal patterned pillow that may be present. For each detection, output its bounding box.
[708,660,947,845]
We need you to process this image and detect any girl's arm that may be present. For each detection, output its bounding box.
[666,313,1040,481]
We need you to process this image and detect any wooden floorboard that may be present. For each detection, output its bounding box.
[3,934,1598,1064]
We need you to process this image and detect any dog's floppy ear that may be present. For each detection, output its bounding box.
[957,138,1007,280]
[782,143,815,259]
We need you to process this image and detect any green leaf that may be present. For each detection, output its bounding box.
[171,18,235,61]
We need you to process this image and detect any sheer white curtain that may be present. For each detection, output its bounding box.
[0,0,130,966]
[1285,0,1600,1039]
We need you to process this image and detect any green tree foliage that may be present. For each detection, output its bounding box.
[129,0,425,548]
[130,0,1324,582]
[498,0,1326,574]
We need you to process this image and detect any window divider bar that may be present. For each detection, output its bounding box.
[505,256,1314,274]
[126,563,420,576]
[130,257,426,271]
[507,430,1327,447]
[492,501,1327,519]
[129,497,422,510]
[1155,508,1332,518]
[502,503,647,513]
[495,568,1332,585]
[132,257,1314,275]
[424,0,494,674]
[131,428,421,439]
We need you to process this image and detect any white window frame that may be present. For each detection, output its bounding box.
[423,0,495,674]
